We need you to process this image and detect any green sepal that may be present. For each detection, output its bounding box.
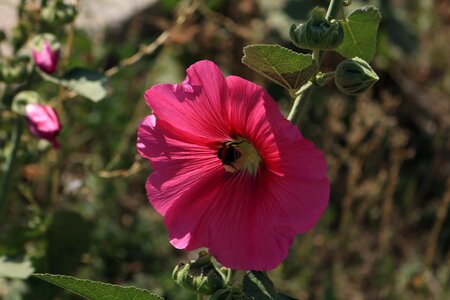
[172,251,226,295]
[11,91,42,115]
[29,33,61,52]
[290,7,344,50]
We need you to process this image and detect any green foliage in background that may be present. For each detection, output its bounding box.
[1,0,449,299]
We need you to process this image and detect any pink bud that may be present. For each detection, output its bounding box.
[32,41,60,74]
[25,103,61,148]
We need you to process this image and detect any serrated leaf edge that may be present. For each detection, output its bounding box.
[242,44,316,92]
[33,273,165,300]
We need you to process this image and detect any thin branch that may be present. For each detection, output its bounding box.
[104,0,200,77]
[0,118,24,223]
[426,178,450,267]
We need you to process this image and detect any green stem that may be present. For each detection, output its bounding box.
[287,0,343,125]
[326,0,343,20]
[0,118,24,223]
[225,268,233,286]
[287,82,314,125]
[18,0,26,18]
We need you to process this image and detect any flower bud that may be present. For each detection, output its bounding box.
[0,56,31,83]
[41,0,78,26]
[30,34,60,74]
[12,91,42,115]
[335,57,379,95]
[25,103,61,148]
[172,251,226,295]
[290,7,344,50]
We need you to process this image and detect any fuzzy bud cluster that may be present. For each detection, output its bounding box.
[41,0,77,26]
[0,56,30,83]
[290,7,344,50]
[172,251,227,295]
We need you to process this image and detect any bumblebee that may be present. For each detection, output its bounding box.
[217,141,243,169]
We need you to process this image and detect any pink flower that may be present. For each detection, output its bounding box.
[137,60,329,270]
[32,41,60,74]
[25,103,61,148]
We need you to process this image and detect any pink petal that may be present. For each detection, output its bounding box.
[25,104,61,147]
[138,115,223,216]
[163,169,298,270]
[144,60,231,145]
[32,42,59,74]
[138,61,331,270]
[224,76,294,156]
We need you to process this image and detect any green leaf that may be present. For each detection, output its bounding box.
[38,68,107,102]
[242,44,318,94]
[336,6,381,62]
[33,273,165,300]
[0,256,34,279]
[242,271,277,300]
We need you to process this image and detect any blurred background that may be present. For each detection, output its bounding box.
[0,0,449,299]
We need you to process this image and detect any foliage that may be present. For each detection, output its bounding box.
[33,273,164,300]
[336,6,381,62]
[0,0,449,299]
[242,44,317,96]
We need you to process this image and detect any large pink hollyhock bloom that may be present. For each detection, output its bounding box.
[25,103,61,148]
[32,41,60,74]
[137,60,329,270]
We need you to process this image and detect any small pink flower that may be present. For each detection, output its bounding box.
[32,41,60,74]
[25,103,61,148]
[137,60,330,270]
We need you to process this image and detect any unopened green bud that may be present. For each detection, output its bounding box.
[172,251,226,295]
[343,0,352,6]
[290,7,344,50]
[12,91,42,115]
[0,56,31,83]
[335,57,379,95]
[41,0,77,26]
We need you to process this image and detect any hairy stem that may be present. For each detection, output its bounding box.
[287,81,314,124]
[326,0,343,20]
[0,118,24,223]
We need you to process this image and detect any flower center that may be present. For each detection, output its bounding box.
[217,139,261,175]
